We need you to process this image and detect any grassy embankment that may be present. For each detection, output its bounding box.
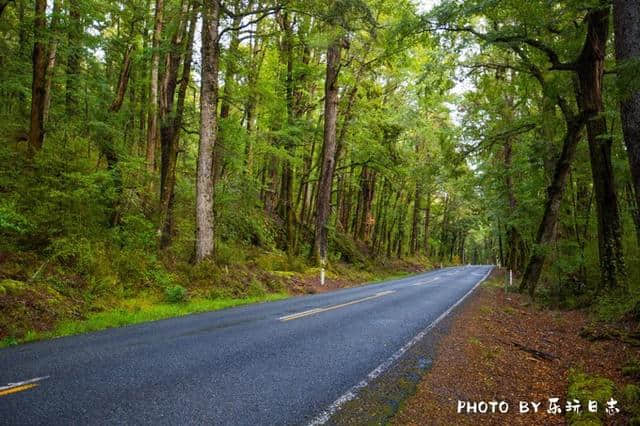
[0,245,435,348]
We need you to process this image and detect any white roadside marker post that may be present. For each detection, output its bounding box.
[320,260,325,286]
[510,269,513,287]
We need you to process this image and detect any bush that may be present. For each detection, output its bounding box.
[246,279,266,298]
[255,251,288,271]
[215,241,246,266]
[164,285,187,303]
[145,268,174,288]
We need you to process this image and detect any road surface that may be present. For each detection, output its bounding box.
[0,265,492,425]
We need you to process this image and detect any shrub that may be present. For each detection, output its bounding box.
[246,279,266,298]
[164,285,187,303]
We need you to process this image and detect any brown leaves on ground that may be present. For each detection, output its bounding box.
[393,278,639,425]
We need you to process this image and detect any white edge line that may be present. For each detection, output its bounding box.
[0,376,50,391]
[307,266,494,426]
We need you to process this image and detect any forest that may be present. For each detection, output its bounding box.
[0,0,639,344]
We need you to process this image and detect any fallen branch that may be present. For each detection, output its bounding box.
[497,338,557,361]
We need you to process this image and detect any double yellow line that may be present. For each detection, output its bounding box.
[0,376,49,397]
[0,383,38,397]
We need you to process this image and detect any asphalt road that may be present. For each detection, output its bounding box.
[0,265,493,425]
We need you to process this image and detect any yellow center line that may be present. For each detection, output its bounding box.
[0,383,38,397]
[279,290,395,321]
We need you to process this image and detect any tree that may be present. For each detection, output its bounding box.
[313,35,343,265]
[146,0,164,174]
[195,0,219,262]
[28,0,48,152]
[613,0,640,245]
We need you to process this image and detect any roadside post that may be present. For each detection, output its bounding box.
[320,260,325,286]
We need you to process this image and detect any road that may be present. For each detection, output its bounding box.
[0,265,493,425]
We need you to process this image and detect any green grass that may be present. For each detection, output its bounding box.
[0,293,289,348]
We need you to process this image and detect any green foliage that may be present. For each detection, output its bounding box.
[164,285,188,304]
[622,359,640,380]
[0,201,31,237]
[621,384,640,423]
[566,370,616,424]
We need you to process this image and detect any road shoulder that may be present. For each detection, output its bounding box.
[391,272,640,425]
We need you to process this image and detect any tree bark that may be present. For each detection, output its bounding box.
[576,8,626,289]
[195,0,219,262]
[146,0,164,174]
[613,0,640,245]
[313,37,342,265]
[28,0,48,153]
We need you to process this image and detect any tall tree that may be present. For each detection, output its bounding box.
[195,0,219,262]
[28,0,48,152]
[613,0,640,245]
[313,35,343,265]
[159,0,196,248]
[576,7,626,288]
[146,0,164,174]
[65,0,82,115]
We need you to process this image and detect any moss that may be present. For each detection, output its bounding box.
[566,370,616,425]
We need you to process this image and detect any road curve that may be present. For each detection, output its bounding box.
[0,265,493,425]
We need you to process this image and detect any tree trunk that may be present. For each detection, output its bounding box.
[520,115,586,294]
[109,45,134,113]
[42,0,61,129]
[195,0,219,262]
[503,124,525,273]
[28,0,48,153]
[410,183,421,255]
[277,10,296,256]
[613,0,640,244]
[146,0,164,175]
[313,38,342,265]
[213,8,242,184]
[243,22,265,173]
[356,167,375,242]
[577,8,626,289]
[423,192,431,256]
[159,2,195,248]
[66,0,81,115]
[104,44,135,227]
